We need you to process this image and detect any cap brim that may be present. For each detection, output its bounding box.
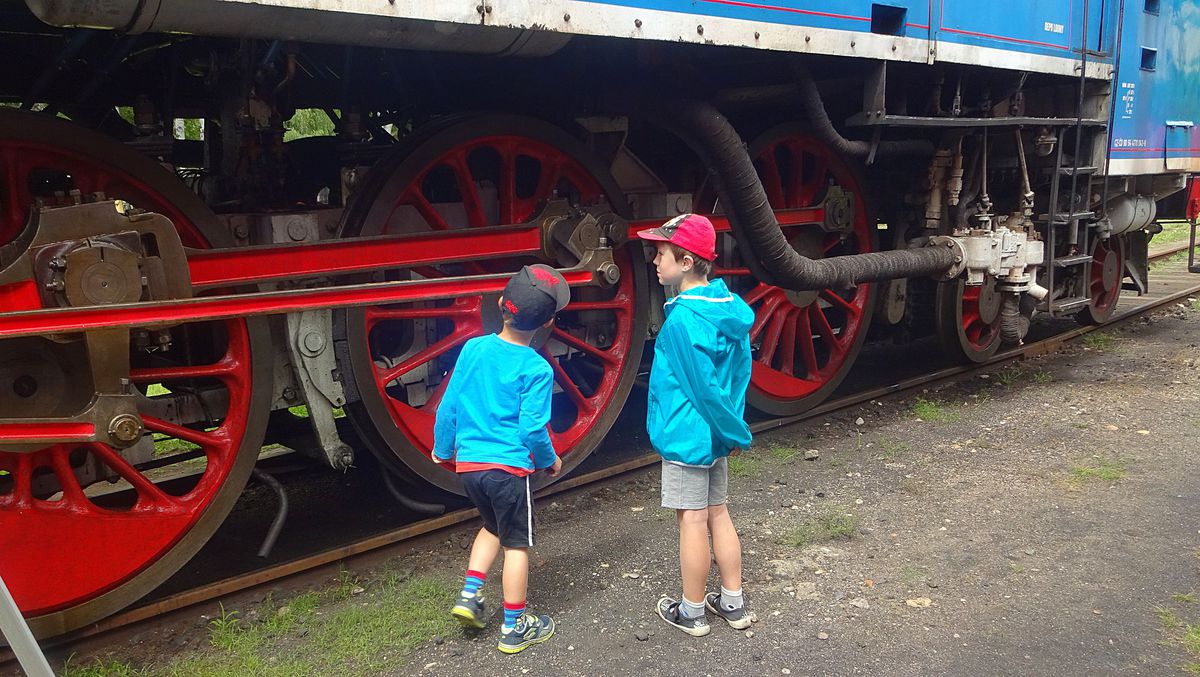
[635,227,672,243]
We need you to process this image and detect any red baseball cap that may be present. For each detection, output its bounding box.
[636,213,716,262]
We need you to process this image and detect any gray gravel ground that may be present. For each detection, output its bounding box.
[398,303,1200,677]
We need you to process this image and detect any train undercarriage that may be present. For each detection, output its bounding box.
[0,3,1184,636]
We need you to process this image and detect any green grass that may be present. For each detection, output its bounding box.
[995,366,1023,387]
[1032,370,1053,384]
[1010,562,1026,574]
[1151,250,1191,271]
[728,455,763,478]
[1081,331,1117,350]
[62,657,148,677]
[912,397,960,423]
[901,565,926,582]
[1176,593,1198,604]
[1069,458,1128,483]
[1192,298,1200,312]
[1160,607,1187,630]
[1155,220,1195,245]
[878,438,909,462]
[781,506,860,548]
[770,444,798,462]
[65,574,455,676]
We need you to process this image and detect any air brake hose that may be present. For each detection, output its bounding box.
[654,99,957,291]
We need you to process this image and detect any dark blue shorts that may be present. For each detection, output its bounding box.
[461,469,535,548]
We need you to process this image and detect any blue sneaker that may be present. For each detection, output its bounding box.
[451,593,485,629]
[497,612,555,654]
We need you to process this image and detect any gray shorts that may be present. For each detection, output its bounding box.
[661,458,729,510]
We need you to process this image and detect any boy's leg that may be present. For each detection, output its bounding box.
[704,459,751,629]
[677,508,712,606]
[453,472,504,628]
[462,527,501,596]
[501,546,529,629]
[708,504,745,605]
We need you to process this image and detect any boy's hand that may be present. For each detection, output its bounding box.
[545,455,563,477]
[431,450,455,469]
[729,448,743,458]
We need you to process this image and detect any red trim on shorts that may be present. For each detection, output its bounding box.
[455,461,533,477]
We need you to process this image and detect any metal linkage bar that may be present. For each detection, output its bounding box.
[187,224,546,288]
[0,268,597,341]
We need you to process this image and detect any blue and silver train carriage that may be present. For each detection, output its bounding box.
[0,0,1195,636]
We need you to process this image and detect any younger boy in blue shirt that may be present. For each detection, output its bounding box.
[433,264,568,654]
[638,214,755,637]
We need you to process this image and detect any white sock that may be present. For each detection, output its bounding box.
[681,596,706,619]
[720,586,744,611]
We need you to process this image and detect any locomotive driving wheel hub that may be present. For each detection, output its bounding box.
[782,230,826,308]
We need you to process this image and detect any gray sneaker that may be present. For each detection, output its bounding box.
[497,612,555,654]
[656,596,710,637]
[451,593,485,629]
[705,592,751,630]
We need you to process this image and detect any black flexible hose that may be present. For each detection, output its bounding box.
[790,61,936,158]
[655,99,957,290]
[251,468,288,559]
[382,468,446,515]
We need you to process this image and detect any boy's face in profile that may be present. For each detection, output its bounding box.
[651,242,692,287]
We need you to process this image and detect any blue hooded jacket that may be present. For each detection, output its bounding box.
[647,279,754,467]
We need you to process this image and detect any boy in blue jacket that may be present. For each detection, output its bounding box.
[637,213,755,637]
[432,264,567,654]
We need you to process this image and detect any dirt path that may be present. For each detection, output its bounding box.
[401,304,1200,677]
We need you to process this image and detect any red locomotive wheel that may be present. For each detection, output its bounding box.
[1075,235,1125,325]
[0,109,270,636]
[338,116,646,496]
[935,277,1002,363]
[697,126,876,416]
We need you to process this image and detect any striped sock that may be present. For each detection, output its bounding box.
[461,570,486,598]
[502,601,526,631]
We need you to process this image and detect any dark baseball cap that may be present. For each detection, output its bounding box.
[501,264,571,330]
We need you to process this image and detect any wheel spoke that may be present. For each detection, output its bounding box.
[799,153,828,205]
[820,289,861,317]
[758,306,787,365]
[497,143,518,225]
[778,308,800,374]
[447,152,488,228]
[796,309,820,376]
[49,446,91,508]
[543,349,591,413]
[379,324,479,385]
[403,188,453,231]
[551,327,618,365]
[90,443,179,510]
[810,304,844,357]
[532,156,562,205]
[750,291,788,339]
[742,282,775,307]
[0,148,24,237]
[142,415,223,448]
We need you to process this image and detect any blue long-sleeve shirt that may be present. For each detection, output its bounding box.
[432,334,558,475]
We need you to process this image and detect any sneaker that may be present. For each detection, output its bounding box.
[451,593,486,629]
[705,592,751,630]
[655,596,710,637]
[497,612,556,654]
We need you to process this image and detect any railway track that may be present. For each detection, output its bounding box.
[4,241,1198,667]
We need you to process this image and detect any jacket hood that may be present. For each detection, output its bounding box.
[664,279,754,340]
